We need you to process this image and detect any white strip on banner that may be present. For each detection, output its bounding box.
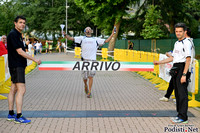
[188,59,196,93]
[159,54,173,82]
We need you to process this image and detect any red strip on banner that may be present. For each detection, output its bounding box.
[119,68,154,71]
[38,67,72,71]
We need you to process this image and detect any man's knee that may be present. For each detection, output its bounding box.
[88,76,93,79]
[16,83,26,94]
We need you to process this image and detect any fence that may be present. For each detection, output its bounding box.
[99,48,200,107]
[101,39,200,56]
[0,50,37,99]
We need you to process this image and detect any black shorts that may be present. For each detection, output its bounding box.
[9,67,25,83]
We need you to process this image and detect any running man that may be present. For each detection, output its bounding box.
[64,27,115,98]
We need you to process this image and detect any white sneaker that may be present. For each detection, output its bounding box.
[159,97,169,102]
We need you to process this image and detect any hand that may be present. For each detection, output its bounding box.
[35,59,41,65]
[63,31,66,36]
[165,52,170,57]
[181,76,186,83]
[153,61,159,65]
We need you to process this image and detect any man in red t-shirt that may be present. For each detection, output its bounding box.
[0,35,7,56]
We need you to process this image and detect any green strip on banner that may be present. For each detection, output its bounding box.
[42,61,75,64]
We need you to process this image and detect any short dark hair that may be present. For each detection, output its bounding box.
[175,23,186,31]
[186,27,191,37]
[14,16,26,23]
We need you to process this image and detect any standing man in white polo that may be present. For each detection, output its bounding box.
[154,23,192,123]
[64,27,115,98]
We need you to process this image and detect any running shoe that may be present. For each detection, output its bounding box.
[171,118,188,124]
[14,115,31,124]
[170,117,179,121]
[159,97,169,102]
[87,92,92,98]
[7,114,16,121]
[84,85,88,94]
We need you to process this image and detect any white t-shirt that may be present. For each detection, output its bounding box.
[35,43,41,50]
[57,42,60,46]
[62,43,66,48]
[28,44,32,52]
[74,36,106,60]
[172,38,192,63]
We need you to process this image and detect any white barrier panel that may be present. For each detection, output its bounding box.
[2,54,10,81]
[159,54,172,82]
[188,59,196,93]
[26,51,33,66]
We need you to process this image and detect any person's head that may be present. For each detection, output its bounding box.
[185,27,191,38]
[84,27,93,36]
[174,23,186,40]
[1,35,6,44]
[14,16,26,32]
[128,40,131,43]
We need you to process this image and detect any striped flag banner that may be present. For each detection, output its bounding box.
[38,61,154,71]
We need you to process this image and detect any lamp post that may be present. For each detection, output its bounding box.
[60,24,65,38]
[66,0,68,53]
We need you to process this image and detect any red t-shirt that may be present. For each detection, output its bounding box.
[0,41,8,56]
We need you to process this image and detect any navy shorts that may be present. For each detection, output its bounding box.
[9,67,25,83]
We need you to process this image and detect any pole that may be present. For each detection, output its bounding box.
[66,0,68,53]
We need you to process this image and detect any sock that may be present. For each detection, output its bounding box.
[17,113,22,118]
[9,110,14,115]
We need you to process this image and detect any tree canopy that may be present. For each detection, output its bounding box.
[0,0,199,41]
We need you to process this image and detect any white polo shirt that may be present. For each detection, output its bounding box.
[74,36,105,60]
[172,38,192,63]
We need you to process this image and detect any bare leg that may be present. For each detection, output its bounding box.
[83,79,88,94]
[88,77,93,93]
[83,79,87,87]
[15,83,26,114]
[8,82,17,111]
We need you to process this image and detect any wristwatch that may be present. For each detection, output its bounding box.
[182,73,187,76]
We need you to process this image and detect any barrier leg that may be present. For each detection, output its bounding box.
[188,93,200,107]
[158,83,169,90]
[0,94,7,100]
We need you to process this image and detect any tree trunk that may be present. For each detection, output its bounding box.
[169,13,174,34]
[108,21,121,52]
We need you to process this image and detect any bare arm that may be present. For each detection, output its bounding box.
[180,57,191,83]
[63,32,74,41]
[16,48,41,65]
[65,35,74,41]
[105,31,115,43]
[153,56,173,65]
[183,57,191,74]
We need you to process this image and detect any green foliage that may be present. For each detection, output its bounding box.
[140,5,165,39]
[0,0,95,39]
[74,0,140,35]
[0,0,20,35]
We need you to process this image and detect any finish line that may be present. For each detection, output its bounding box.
[0,110,194,118]
[38,61,154,71]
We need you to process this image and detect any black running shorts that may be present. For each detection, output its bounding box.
[9,67,25,83]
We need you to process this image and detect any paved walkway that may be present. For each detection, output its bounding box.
[0,53,200,133]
